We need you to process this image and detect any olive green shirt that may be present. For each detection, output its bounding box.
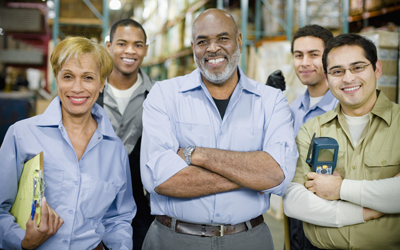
[293,90,400,250]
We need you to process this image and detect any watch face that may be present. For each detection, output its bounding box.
[184,146,195,165]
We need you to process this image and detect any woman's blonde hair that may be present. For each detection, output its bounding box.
[50,37,113,85]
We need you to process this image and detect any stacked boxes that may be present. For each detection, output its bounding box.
[361,31,399,103]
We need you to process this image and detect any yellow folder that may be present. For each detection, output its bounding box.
[10,152,45,230]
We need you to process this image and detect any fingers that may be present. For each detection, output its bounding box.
[40,197,49,227]
[307,172,316,180]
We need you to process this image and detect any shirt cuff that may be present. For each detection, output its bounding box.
[340,179,362,205]
[337,200,365,225]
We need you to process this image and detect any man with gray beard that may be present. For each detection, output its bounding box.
[140,8,298,250]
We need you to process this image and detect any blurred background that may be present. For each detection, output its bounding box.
[1,1,399,247]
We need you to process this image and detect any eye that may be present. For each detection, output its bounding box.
[352,65,364,72]
[197,40,206,45]
[63,74,72,79]
[219,37,228,41]
[311,53,319,57]
[117,42,125,46]
[135,44,143,48]
[294,54,302,58]
[331,69,344,76]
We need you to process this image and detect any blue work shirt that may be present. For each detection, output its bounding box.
[0,97,136,250]
[290,89,339,135]
[141,67,298,225]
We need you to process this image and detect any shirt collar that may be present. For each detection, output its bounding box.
[300,89,336,112]
[319,89,392,126]
[370,89,392,126]
[178,66,261,96]
[35,96,116,138]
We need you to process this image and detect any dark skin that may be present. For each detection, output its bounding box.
[21,197,64,249]
[154,9,284,198]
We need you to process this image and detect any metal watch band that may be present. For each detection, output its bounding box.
[184,145,196,165]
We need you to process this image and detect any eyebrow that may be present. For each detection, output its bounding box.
[195,32,230,41]
[328,61,369,71]
[293,49,322,54]
[115,39,145,44]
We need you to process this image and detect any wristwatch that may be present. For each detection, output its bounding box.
[184,145,196,165]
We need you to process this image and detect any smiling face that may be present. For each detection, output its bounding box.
[192,10,242,85]
[106,25,148,77]
[293,36,326,89]
[326,45,382,116]
[57,54,102,119]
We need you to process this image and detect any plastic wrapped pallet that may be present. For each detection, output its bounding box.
[248,41,304,105]
[361,31,399,103]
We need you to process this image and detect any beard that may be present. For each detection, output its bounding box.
[195,45,241,84]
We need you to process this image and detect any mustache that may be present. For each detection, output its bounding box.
[204,53,227,60]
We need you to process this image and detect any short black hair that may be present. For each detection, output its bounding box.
[291,25,334,53]
[109,19,147,44]
[322,33,377,74]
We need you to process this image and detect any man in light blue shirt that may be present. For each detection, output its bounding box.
[290,25,339,135]
[0,97,136,250]
[140,9,298,250]
[285,25,338,250]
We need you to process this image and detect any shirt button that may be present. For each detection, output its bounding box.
[216,213,220,217]
[98,137,101,140]
[352,165,356,169]
[381,160,386,165]
[68,209,73,214]
[74,181,78,185]
[63,239,68,244]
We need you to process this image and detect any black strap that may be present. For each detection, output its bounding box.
[96,90,104,107]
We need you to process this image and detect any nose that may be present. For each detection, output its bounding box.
[301,55,311,67]
[207,41,220,53]
[124,44,136,54]
[71,78,84,92]
[342,69,356,83]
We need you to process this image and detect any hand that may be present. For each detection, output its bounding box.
[305,171,343,200]
[266,70,286,91]
[363,207,384,222]
[21,197,64,250]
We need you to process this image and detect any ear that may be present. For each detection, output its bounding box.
[144,44,149,57]
[106,41,111,53]
[374,59,382,79]
[324,73,329,88]
[238,32,243,53]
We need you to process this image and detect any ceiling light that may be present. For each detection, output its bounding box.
[109,0,121,10]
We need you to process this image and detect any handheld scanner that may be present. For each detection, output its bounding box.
[306,133,339,175]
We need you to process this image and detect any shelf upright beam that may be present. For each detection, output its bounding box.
[52,0,60,95]
[255,0,261,41]
[103,0,109,44]
[286,0,293,41]
[217,0,224,9]
[342,0,349,34]
[240,0,249,73]
[299,0,307,28]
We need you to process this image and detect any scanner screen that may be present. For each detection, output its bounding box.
[318,149,335,162]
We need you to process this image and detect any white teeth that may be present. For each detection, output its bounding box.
[343,86,360,92]
[71,97,86,101]
[208,58,224,64]
[122,58,135,63]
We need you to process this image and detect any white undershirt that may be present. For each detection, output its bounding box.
[342,112,369,147]
[309,96,324,109]
[109,74,142,115]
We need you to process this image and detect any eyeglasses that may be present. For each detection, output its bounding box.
[327,63,371,77]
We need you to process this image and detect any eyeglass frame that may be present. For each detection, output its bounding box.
[327,63,371,77]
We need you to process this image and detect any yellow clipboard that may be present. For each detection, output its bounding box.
[10,152,46,230]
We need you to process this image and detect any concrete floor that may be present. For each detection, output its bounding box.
[263,212,285,250]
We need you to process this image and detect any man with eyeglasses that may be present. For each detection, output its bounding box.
[283,33,400,249]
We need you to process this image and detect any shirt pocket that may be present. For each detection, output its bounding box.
[43,164,64,210]
[232,127,264,151]
[80,174,120,221]
[176,122,210,147]
[364,150,400,178]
